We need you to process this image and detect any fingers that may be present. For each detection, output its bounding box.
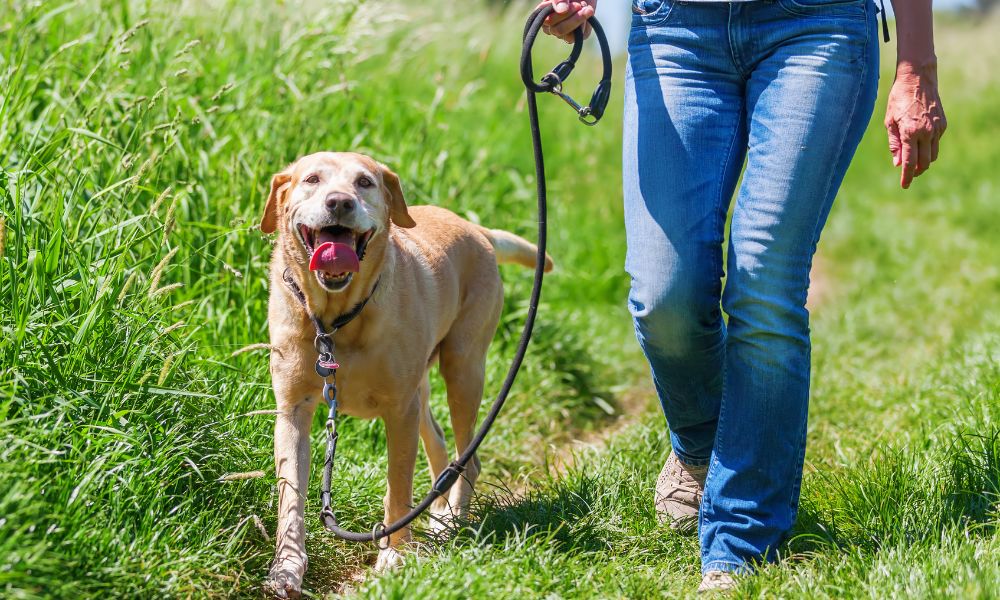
[884,70,946,188]
[541,1,595,42]
[900,137,916,189]
[915,136,931,177]
[551,4,594,37]
[886,120,902,167]
[536,0,571,14]
[930,113,945,164]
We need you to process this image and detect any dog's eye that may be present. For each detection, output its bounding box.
[356,176,374,189]
[304,174,320,184]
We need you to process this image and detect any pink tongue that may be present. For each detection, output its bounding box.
[309,242,360,274]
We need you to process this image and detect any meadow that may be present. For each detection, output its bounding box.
[1,1,998,597]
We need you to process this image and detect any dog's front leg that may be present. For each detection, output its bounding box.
[268,395,317,598]
[374,398,420,572]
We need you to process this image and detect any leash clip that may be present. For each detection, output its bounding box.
[545,79,589,121]
[323,380,338,433]
[543,76,609,127]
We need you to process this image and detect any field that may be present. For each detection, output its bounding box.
[1,1,998,597]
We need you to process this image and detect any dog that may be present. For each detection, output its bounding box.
[261,152,552,597]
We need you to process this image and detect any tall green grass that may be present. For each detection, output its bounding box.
[1,1,998,598]
[1,1,635,596]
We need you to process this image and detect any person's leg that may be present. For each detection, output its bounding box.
[624,1,746,469]
[699,0,880,573]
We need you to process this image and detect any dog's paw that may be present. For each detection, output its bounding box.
[427,500,456,537]
[374,546,405,572]
[267,557,306,598]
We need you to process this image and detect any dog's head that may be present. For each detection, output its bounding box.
[261,152,415,293]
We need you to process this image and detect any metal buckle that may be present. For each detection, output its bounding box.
[578,109,598,126]
[544,76,597,125]
[314,333,333,355]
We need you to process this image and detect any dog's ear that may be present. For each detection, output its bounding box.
[260,170,292,234]
[379,163,416,229]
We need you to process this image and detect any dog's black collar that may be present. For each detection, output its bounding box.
[282,268,380,377]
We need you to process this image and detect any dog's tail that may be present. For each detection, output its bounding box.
[483,228,554,273]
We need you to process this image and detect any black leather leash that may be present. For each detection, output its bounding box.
[301,5,612,543]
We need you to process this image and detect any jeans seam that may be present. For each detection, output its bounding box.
[698,70,743,558]
[726,4,749,80]
[808,3,871,251]
[775,0,867,19]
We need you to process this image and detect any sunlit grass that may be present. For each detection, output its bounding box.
[1,1,998,598]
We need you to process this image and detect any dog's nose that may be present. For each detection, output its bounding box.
[325,192,356,216]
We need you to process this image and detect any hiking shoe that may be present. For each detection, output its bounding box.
[654,451,708,532]
[698,570,737,593]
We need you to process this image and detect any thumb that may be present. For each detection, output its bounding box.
[886,120,902,167]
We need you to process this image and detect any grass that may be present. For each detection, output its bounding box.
[1,1,998,598]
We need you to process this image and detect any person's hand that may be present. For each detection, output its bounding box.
[537,1,597,43]
[884,62,947,189]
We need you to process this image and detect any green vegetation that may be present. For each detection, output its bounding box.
[1,1,997,598]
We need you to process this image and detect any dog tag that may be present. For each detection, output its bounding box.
[315,355,340,378]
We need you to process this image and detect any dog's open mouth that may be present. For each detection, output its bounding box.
[297,224,374,291]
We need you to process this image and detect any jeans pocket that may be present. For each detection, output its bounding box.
[632,0,675,26]
[776,0,866,18]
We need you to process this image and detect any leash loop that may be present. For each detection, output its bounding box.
[520,5,613,125]
[323,381,338,415]
[304,6,613,543]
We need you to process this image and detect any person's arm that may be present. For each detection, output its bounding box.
[537,0,597,43]
[885,0,947,189]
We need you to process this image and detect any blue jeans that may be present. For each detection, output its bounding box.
[624,0,878,574]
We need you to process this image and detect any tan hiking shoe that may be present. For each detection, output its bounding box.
[654,451,708,532]
[698,570,737,593]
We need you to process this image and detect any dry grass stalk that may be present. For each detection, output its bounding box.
[219,470,266,482]
[231,343,271,357]
[148,247,178,296]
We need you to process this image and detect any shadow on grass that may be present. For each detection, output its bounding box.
[435,476,616,556]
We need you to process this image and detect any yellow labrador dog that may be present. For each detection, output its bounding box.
[261,152,551,597]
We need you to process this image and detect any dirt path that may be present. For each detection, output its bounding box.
[542,383,656,477]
